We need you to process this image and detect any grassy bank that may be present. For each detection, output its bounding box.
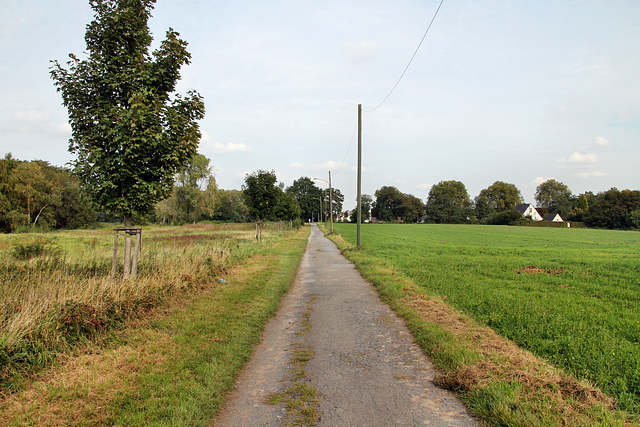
[327,223,638,425]
[0,223,309,425]
[0,223,300,394]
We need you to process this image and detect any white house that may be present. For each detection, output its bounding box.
[545,213,563,222]
[514,203,543,221]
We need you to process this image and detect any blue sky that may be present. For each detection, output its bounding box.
[1,0,638,210]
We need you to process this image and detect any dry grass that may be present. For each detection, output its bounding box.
[405,293,615,420]
[0,224,308,426]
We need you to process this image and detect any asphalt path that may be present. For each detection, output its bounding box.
[215,223,478,426]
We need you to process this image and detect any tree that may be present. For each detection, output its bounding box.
[50,0,205,228]
[372,186,423,222]
[286,177,323,222]
[400,193,424,223]
[173,153,213,223]
[424,180,472,224]
[535,179,573,219]
[213,190,248,222]
[324,188,344,221]
[0,155,96,232]
[275,192,302,222]
[350,194,373,223]
[243,170,281,240]
[475,181,522,220]
[584,188,640,229]
[372,186,404,222]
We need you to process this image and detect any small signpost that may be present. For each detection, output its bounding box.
[111,226,142,280]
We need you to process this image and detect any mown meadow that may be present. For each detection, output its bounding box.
[0,223,295,393]
[331,223,640,422]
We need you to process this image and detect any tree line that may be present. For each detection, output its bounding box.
[370,179,640,230]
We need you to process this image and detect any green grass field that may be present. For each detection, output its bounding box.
[332,223,640,414]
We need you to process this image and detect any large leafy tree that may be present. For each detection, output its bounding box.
[584,188,640,229]
[424,180,472,224]
[372,186,423,222]
[50,0,205,227]
[535,179,573,219]
[286,177,323,221]
[475,181,523,220]
[372,186,404,222]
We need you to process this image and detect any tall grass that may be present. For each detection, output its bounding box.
[332,223,640,414]
[0,222,295,390]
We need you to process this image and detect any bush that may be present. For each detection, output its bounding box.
[486,211,522,225]
[11,236,62,260]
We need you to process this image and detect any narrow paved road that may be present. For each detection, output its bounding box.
[215,224,478,426]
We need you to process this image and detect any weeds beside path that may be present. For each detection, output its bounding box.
[0,225,309,426]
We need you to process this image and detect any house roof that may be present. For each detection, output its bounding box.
[545,213,563,221]
[514,203,533,214]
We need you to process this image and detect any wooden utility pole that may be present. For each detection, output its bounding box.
[357,104,362,248]
[329,171,334,234]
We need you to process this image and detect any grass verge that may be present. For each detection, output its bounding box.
[323,224,635,426]
[0,225,309,426]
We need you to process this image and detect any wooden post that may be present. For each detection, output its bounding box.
[329,171,334,234]
[111,230,119,279]
[131,230,141,278]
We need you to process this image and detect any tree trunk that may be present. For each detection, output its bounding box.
[33,204,49,226]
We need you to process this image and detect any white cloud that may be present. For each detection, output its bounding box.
[347,40,378,61]
[2,110,70,136]
[569,152,597,163]
[318,160,341,170]
[291,162,304,168]
[595,137,611,147]
[238,170,253,179]
[574,171,609,179]
[529,176,550,186]
[555,152,597,164]
[201,131,251,154]
[417,183,432,190]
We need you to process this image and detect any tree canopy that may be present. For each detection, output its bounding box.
[424,180,472,224]
[372,186,423,223]
[535,179,573,218]
[286,177,323,221]
[475,181,523,220]
[50,0,205,225]
[0,155,96,232]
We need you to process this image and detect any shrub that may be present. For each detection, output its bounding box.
[486,210,522,225]
[11,236,62,260]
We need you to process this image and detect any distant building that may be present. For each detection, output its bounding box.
[514,203,543,221]
[545,213,563,222]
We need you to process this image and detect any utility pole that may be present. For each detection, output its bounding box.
[357,104,362,248]
[329,171,334,234]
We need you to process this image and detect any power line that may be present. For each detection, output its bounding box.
[365,0,445,113]
[334,122,358,175]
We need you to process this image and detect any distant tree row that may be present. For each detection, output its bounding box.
[366,179,640,230]
[0,154,97,232]
[3,153,638,231]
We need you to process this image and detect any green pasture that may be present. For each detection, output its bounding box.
[332,223,640,413]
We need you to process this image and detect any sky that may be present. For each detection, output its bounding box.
[1,0,639,210]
